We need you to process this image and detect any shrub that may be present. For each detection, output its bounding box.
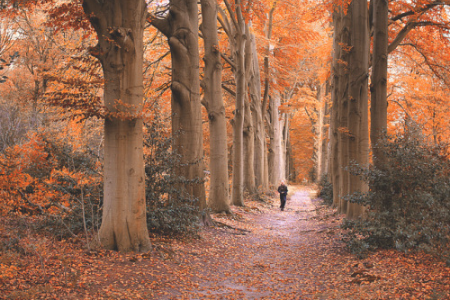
[317,174,333,206]
[0,132,102,239]
[144,121,201,237]
[343,135,450,261]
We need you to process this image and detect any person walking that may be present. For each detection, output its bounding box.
[277,181,288,211]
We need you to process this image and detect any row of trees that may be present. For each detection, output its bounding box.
[3,0,450,252]
[312,0,450,219]
[0,0,325,252]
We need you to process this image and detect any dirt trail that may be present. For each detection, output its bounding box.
[149,186,343,299]
[89,186,450,300]
[5,186,450,299]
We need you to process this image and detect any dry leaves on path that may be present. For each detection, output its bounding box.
[1,186,450,299]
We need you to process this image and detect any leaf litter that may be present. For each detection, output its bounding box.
[1,186,450,299]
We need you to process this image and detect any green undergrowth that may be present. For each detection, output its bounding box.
[342,135,450,263]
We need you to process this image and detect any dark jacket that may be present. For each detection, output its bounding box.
[278,184,288,195]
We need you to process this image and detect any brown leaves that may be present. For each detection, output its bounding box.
[1,187,450,299]
[350,265,381,284]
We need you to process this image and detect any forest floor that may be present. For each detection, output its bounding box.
[2,186,450,299]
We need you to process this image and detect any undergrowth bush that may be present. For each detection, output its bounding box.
[317,174,333,206]
[343,135,450,262]
[144,121,201,237]
[0,119,204,240]
[0,132,102,239]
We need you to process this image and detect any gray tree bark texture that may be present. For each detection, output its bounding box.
[370,0,388,170]
[249,30,266,190]
[331,5,351,213]
[219,0,246,206]
[200,0,231,213]
[152,0,206,209]
[347,0,369,219]
[230,4,246,206]
[243,22,256,193]
[82,0,151,252]
[268,93,282,186]
[315,84,326,181]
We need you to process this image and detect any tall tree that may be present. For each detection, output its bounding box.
[218,0,247,206]
[261,1,276,188]
[82,0,151,252]
[151,0,206,209]
[248,28,266,190]
[370,0,388,170]
[268,92,282,185]
[347,0,369,218]
[243,22,256,193]
[330,5,351,212]
[200,0,230,213]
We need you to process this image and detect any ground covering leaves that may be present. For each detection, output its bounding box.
[1,186,450,299]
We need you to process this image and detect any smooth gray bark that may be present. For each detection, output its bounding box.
[83,0,151,252]
[200,0,230,213]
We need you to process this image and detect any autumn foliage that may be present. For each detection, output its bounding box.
[1,0,450,298]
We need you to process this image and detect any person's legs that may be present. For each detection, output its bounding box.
[280,194,286,211]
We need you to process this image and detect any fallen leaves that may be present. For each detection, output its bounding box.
[1,186,450,299]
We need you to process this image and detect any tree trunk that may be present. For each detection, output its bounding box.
[261,2,276,189]
[322,83,331,177]
[282,114,289,181]
[152,0,206,208]
[82,0,151,252]
[315,84,326,181]
[230,1,246,206]
[200,0,230,213]
[370,0,388,169]
[249,29,265,190]
[243,93,256,193]
[243,22,256,193]
[347,0,369,218]
[268,93,282,186]
[331,5,351,212]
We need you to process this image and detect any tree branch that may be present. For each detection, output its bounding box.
[147,13,171,37]
[390,1,443,22]
[388,21,447,54]
[220,52,236,70]
[223,0,240,31]
[222,83,236,97]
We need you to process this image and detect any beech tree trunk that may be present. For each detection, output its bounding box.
[83,0,151,252]
[315,84,326,181]
[347,0,369,218]
[331,5,351,212]
[322,83,331,178]
[243,22,256,193]
[218,0,247,206]
[231,4,246,206]
[268,93,282,186]
[200,0,230,213]
[152,0,206,209]
[261,2,276,189]
[282,114,289,181]
[370,0,388,169]
[243,93,256,193]
[249,30,266,190]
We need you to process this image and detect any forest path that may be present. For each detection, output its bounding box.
[13,185,448,299]
[143,186,348,299]
[7,186,450,299]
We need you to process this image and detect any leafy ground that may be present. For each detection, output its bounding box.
[1,186,450,299]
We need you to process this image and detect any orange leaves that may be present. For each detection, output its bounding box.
[1,187,450,298]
